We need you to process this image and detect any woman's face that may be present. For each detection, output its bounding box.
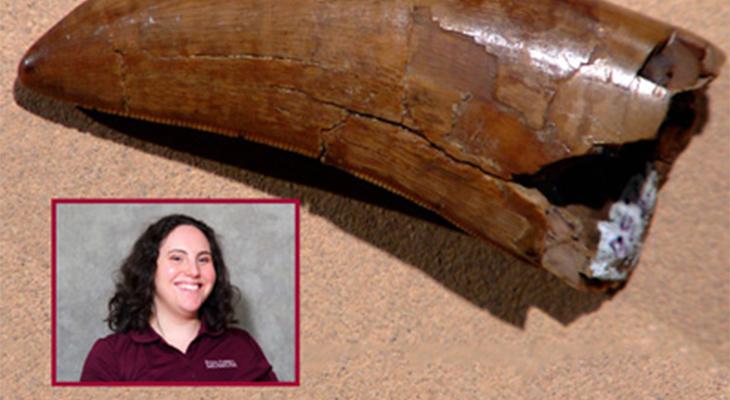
[153,224,217,319]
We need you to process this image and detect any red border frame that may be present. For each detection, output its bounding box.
[51,198,300,387]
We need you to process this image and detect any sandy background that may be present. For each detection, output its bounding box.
[1,0,728,399]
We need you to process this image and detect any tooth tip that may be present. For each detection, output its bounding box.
[18,48,40,87]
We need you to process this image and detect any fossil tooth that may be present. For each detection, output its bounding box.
[19,0,724,290]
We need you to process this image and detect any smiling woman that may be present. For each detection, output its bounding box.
[79,214,278,382]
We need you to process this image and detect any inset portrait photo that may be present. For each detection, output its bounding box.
[52,199,298,386]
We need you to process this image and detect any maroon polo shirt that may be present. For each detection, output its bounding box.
[80,321,277,382]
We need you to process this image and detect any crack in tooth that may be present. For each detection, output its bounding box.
[113,48,130,114]
[106,45,522,190]
[269,85,512,186]
[318,112,350,162]
[449,91,473,138]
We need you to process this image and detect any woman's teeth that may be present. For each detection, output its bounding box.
[176,283,200,291]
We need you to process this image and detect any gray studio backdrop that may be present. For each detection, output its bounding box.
[55,203,296,382]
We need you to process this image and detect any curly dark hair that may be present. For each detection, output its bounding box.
[107,214,240,333]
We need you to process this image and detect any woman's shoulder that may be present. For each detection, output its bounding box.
[93,329,151,348]
[95,330,131,344]
[88,327,160,358]
[219,327,258,344]
[215,327,267,354]
[87,331,125,353]
[80,332,131,381]
[81,328,158,381]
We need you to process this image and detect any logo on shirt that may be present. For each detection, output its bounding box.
[204,359,239,369]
